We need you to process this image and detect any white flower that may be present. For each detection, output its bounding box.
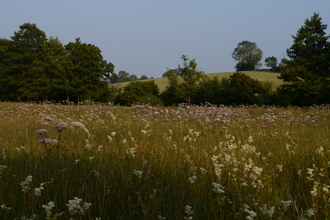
[122,139,127,144]
[212,182,225,194]
[85,144,93,150]
[280,200,292,211]
[184,205,193,216]
[126,148,136,157]
[263,206,275,217]
[67,197,91,215]
[34,183,45,196]
[133,170,143,179]
[141,130,147,135]
[96,145,103,152]
[111,132,116,136]
[188,175,197,184]
[20,175,33,193]
[305,208,314,217]
[38,139,56,144]
[42,201,55,217]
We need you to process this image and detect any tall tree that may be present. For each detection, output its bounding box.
[1,23,47,101]
[278,13,330,106]
[232,41,263,71]
[264,56,278,71]
[117,70,130,82]
[64,38,109,103]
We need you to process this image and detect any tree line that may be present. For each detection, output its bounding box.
[115,13,330,107]
[1,13,330,106]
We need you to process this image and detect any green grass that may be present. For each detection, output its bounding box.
[114,71,283,92]
[1,102,329,219]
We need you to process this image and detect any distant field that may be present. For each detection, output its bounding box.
[114,71,284,92]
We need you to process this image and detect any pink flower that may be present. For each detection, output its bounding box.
[71,121,85,129]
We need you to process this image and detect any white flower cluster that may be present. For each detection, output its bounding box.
[188,175,197,184]
[67,197,91,216]
[0,204,11,211]
[42,201,55,217]
[243,204,257,220]
[126,148,136,158]
[183,205,193,220]
[263,206,275,217]
[34,183,45,196]
[212,183,225,194]
[20,175,33,193]
[0,165,7,178]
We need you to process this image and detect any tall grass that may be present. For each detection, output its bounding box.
[0,102,330,219]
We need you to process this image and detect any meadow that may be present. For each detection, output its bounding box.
[115,71,283,92]
[0,102,330,219]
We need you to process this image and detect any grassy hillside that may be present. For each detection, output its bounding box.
[114,71,283,92]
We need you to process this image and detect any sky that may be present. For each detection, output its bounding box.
[1,1,330,78]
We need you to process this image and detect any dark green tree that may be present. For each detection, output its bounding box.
[139,75,148,80]
[64,38,110,103]
[264,56,278,71]
[160,70,184,106]
[0,23,47,101]
[232,41,263,71]
[117,70,130,82]
[161,55,205,105]
[129,74,138,81]
[278,13,330,106]
[115,80,160,105]
[225,72,272,105]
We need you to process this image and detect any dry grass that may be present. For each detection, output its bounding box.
[0,102,329,219]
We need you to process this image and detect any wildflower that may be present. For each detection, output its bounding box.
[88,156,94,161]
[158,215,167,220]
[305,208,314,217]
[20,175,33,193]
[71,121,85,129]
[111,131,116,136]
[56,122,69,132]
[34,129,48,135]
[212,182,225,194]
[34,183,45,196]
[126,148,136,157]
[141,130,147,135]
[0,204,11,211]
[96,145,102,152]
[133,170,143,179]
[184,205,194,219]
[107,135,113,141]
[67,197,91,215]
[38,139,56,144]
[276,164,283,172]
[122,139,127,144]
[188,175,197,184]
[280,200,292,211]
[263,206,275,217]
[243,204,257,220]
[43,116,54,122]
[42,201,55,217]
[200,167,208,174]
[85,144,93,150]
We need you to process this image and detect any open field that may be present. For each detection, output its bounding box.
[115,71,283,92]
[1,102,330,219]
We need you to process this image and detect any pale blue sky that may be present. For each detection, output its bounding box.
[1,1,330,78]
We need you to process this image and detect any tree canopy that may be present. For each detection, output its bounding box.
[278,13,330,106]
[232,41,263,71]
[0,23,115,103]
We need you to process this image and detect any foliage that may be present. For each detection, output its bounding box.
[225,72,273,105]
[232,41,263,71]
[136,94,163,106]
[264,56,279,71]
[278,13,330,106]
[114,80,160,105]
[0,23,114,103]
[161,55,205,105]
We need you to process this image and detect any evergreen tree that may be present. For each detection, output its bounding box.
[278,13,330,106]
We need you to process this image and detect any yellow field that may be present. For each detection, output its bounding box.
[114,71,283,92]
